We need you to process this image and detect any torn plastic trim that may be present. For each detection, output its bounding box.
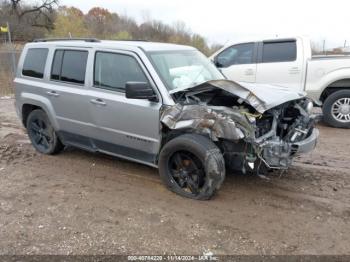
[161,104,255,141]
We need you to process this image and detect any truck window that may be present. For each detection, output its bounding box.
[262,41,296,63]
[22,48,48,78]
[216,43,254,67]
[50,50,88,85]
[94,52,148,92]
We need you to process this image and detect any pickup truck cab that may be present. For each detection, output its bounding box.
[210,36,350,128]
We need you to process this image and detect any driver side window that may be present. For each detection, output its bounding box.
[94,51,148,92]
[216,43,255,67]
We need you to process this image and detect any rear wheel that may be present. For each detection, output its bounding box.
[323,90,350,128]
[26,109,64,154]
[158,134,225,200]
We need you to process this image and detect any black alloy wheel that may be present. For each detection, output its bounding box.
[168,151,205,195]
[26,109,64,154]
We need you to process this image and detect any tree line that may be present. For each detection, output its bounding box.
[0,0,223,55]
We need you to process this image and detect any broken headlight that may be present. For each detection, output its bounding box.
[304,99,314,114]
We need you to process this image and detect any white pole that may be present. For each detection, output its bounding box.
[323,39,326,55]
[6,22,17,76]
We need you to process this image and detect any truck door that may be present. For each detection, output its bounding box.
[213,43,257,83]
[255,39,304,91]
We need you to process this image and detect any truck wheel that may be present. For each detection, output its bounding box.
[158,134,225,200]
[323,90,350,128]
[26,109,64,154]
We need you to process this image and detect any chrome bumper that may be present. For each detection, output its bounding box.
[293,128,319,154]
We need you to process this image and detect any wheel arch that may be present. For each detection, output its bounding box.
[19,93,59,130]
[159,124,216,152]
[320,78,350,103]
[22,104,41,127]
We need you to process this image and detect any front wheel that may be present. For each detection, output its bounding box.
[323,90,350,128]
[26,109,64,154]
[158,134,225,200]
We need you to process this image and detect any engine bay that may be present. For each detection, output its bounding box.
[161,83,317,173]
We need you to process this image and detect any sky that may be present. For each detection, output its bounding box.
[60,0,350,49]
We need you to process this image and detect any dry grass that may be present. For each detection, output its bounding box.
[0,44,19,97]
[0,70,14,97]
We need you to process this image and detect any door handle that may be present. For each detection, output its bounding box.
[90,98,107,106]
[46,90,60,97]
[289,67,300,74]
[244,69,254,75]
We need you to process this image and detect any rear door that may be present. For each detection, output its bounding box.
[255,39,304,91]
[46,48,94,149]
[214,42,257,83]
[87,49,162,165]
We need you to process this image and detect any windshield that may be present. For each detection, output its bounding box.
[148,50,224,91]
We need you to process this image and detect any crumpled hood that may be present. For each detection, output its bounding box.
[171,80,306,113]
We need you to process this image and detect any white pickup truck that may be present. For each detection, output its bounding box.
[210,36,350,128]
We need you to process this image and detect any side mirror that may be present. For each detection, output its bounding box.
[125,82,158,102]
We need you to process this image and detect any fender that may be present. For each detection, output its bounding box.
[19,92,60,130]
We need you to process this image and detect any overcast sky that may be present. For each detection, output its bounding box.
[60,0,350,49]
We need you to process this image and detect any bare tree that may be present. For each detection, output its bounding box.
[0,0,58,41]
[8,0,58,30]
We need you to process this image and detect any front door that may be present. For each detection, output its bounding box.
[87,50,162,165]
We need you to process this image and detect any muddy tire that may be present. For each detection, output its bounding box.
[26,109,64,155]
[158,134,225,200]
[323,90,350,128]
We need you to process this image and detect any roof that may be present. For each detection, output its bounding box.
[26,39,196,52]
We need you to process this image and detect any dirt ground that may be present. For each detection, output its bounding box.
[0,97,349,255]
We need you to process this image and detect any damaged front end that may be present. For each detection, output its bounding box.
[251,101,319,169]
[161,80,319,173]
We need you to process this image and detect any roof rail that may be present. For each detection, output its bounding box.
[33,38,100,43]
[113,39,148,42]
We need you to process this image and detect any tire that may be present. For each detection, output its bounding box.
[323,90,350,128]
[26,109,64,154]
[158,134,225,200]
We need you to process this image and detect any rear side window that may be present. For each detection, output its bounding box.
[51,50,88,84]
[94,52,148,92]
[262,41,296,63]
[22,48,48,78]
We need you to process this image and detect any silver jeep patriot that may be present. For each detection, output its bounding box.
[14,38,319,200]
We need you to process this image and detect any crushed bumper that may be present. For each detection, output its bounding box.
[293,128,319,154]
[259,128,319,169]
